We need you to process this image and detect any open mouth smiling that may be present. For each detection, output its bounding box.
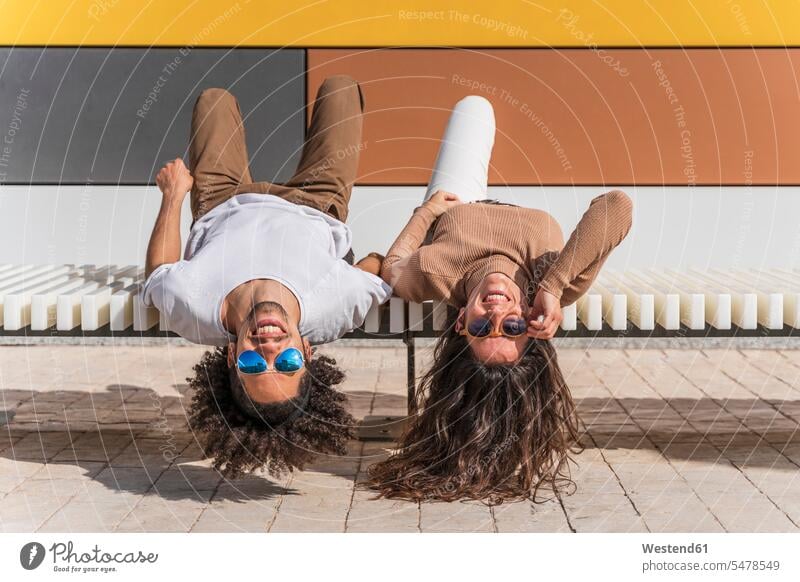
[482,289,511,304]
[252,317,288,340]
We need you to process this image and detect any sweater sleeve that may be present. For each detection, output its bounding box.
[538,190,633,304]
[381,205,437,284]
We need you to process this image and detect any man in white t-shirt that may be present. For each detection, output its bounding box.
[139,77,389,475]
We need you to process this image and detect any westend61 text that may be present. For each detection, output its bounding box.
[642,543,708,554]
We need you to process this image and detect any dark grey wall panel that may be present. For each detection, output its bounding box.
[0,48,305,184]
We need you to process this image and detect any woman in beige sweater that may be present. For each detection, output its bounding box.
[367,96,632,504]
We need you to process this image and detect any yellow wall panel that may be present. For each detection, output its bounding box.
[1,0,798,47]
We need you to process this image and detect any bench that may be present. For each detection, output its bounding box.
[1,263,799,437]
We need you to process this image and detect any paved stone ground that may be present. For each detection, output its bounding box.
[1,342,799,533]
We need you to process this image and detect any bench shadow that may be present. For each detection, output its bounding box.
[2,385,798,503]
[0,383,308,502]
[576,396,800,467]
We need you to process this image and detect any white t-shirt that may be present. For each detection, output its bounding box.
[140,193,391,345]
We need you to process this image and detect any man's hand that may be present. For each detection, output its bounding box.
[527,288,562,340]
[422,190,463,218]
[355,252,384,276]
[156,158,193,201]
[145,159,191,278]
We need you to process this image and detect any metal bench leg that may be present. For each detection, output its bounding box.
[357,333,415,442]
[404,333,417,417]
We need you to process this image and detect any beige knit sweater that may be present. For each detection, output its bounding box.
[382,190,633,307]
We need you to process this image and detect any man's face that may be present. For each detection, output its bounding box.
[227,301,310,404]
[457,273,529,365]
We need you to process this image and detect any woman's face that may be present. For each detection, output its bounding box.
[458,273,529,364]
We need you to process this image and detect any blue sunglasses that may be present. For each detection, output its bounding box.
[236,347,305,375]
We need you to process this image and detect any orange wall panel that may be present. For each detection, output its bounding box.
[308,49,800,185]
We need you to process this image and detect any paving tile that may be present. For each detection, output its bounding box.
[0,491,68,532]
[2,345,799,533]
[37,499,134,532]
[345,442,420,533]
[562,492,649,532]
[6,432,75,461]
[269,472,355,533]
[346,491,420,532]
[51,432,133,462]
[111,438,189,469]
[420,500,495,533]
[192,474,292,532]
[0,458,45,494]
[115,496,207,532]
[493,498,571,532]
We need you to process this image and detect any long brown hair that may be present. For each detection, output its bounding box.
[365,322,584,505]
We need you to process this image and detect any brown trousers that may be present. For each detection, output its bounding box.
[188,75,365,224]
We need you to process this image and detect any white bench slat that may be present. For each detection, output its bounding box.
[620,271,681,330]
[0,264,38,287]
[600,271,655,330]
[3,271,78,330]
[133,293,159,331]
[0,266,76,326]
[711,268,784,329]
[640,270,706,330]
[2,264,800,335]
[389,297,405,333]
[363,302,380,333]
[0,265,68,295]
[110,284,140,331]
[592,282,627,330]
[408,302,425,331]
[663,269,732,330]
[750,269,800,327]
[431,301,448,331]
[560,302,577,331]
[30,277,89,330]
[689,269,757,329]
[56,281,102,330]
[81,281,125,331]
[577,293,603,331]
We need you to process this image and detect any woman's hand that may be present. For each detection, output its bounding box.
[156,158,193,202]
[422,190,463,218]
[527,288,562,340]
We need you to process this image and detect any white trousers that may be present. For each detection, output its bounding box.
[423,95,495,204]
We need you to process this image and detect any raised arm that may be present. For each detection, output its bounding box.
[529,190,633,339]
[380,190,462,289]
[145,159,193,278]
[539,189,632,301]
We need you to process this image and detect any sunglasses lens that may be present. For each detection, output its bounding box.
[237,350,267,374]
[502,317,528,336]
[467,318,493,337]
[274,347,304,372]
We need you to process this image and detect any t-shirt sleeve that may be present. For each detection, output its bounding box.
[353,268,392,308]
[139,263,174,311]
[302,262,395,345]
[338,264,392,332]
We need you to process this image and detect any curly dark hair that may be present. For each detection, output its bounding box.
[187,346,356,479]
[365,321,584,505]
